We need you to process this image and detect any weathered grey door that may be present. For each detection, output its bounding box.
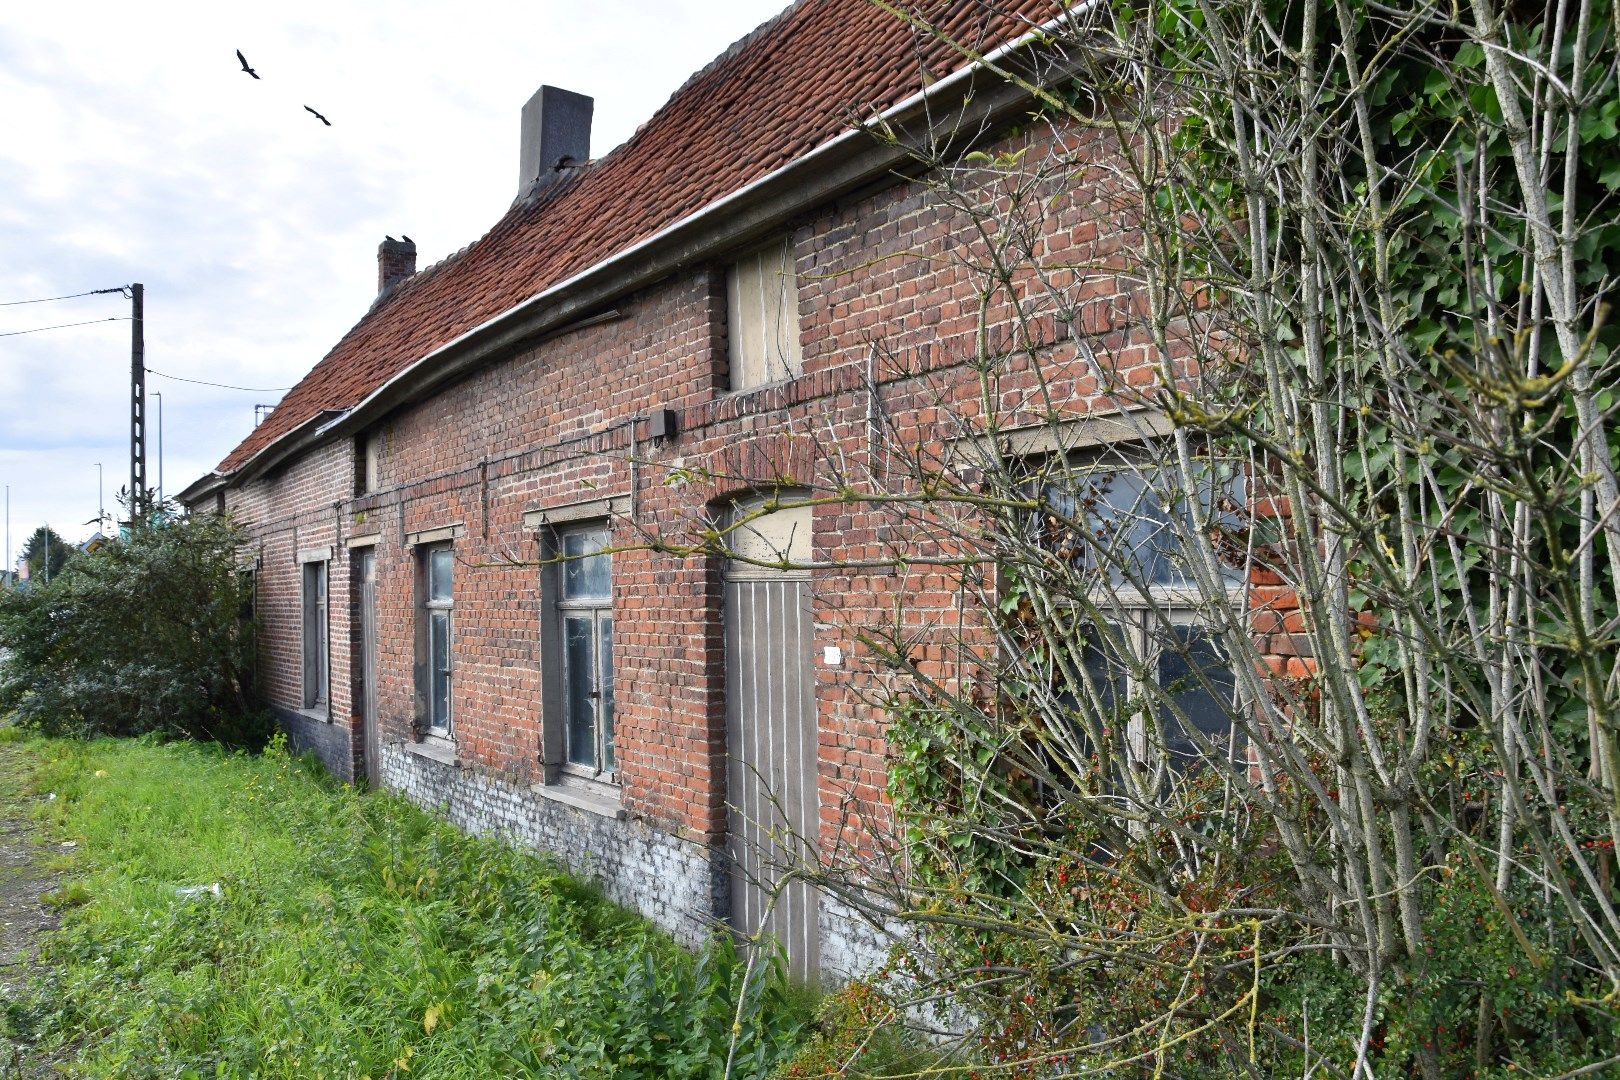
[356,549,380,787]
[725,499,820,979]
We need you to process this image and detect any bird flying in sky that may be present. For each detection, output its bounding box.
[235,50,260,79]
[304,105,332,126]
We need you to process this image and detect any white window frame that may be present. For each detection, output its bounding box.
[1030,447,1247,780]
[726,236,802,390]
[300,557,329,714]
[418,542,454,737]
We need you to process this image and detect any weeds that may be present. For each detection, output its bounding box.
[0,736,807,1078]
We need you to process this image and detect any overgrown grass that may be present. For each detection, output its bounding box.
[0,735,809,1077]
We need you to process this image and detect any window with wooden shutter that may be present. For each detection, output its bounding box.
[726,237,802,389]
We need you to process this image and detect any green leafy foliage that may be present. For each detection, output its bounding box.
[1,736,808,1077]
[0,508,266,745]
[1263,846,1620,1077]
[887,698,1292,1076]
[770,980,940,1078]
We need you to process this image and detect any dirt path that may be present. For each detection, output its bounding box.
[0,740,62,1075]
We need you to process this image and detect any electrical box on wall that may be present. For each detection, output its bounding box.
[646,408,678,440]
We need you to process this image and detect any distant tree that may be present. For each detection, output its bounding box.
[20,525,74,582]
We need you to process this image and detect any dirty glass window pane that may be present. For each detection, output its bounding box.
[564,616,597,768]
[429,548,453,602]
[430,610,450,730]
[1157,625,1235,761]
[562,527,610,600]
[1103,469,1175,584]
[1078,623,1126,717]
[1051,623,1125,752]
[1043,460,1245,586]
[1042,468,1171,584]
[599,616,615,772]
[302,561,327,708]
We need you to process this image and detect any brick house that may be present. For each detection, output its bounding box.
[179,0,1248,979]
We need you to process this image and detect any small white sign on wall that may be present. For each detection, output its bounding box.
[823,645,843,667]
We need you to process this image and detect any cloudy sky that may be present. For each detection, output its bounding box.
[0,0,788,563]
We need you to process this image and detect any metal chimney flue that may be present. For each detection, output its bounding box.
[518,85,593,201]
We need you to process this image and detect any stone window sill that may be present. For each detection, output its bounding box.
[405,737,458,768]
[295,705,331,725]
[531,776,625,820]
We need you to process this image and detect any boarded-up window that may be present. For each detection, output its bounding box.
[726,237,802,389]
[360,431,384,494]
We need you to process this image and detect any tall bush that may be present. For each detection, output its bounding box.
[654,2,1620,1075]
[0,508,263,744]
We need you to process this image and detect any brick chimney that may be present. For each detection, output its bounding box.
[517,85,593,201]
[377,236,417,295]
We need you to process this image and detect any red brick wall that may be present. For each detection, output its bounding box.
[228,439,358,775]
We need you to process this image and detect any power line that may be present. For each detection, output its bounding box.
[146,366,293,393]
[0,316,130,339]
[0,286,130,307]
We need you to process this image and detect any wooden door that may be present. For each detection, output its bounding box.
[724,499,820,979]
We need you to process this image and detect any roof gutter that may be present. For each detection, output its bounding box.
[176,470,226,507]
[214,2,1099,489]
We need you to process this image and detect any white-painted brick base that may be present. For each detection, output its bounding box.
[380,740,727,948]
[378,739,885,977]
[819,889,897,982]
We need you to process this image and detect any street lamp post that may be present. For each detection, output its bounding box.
[153,390,164,507]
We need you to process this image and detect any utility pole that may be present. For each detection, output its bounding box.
[96,462,104,531]
[130,282,146,519]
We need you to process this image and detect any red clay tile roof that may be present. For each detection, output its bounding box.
[216,0,1063,476]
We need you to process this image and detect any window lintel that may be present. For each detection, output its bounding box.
[406,523,465,546]
[955,406,1174,462]
[523,495,628,530]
